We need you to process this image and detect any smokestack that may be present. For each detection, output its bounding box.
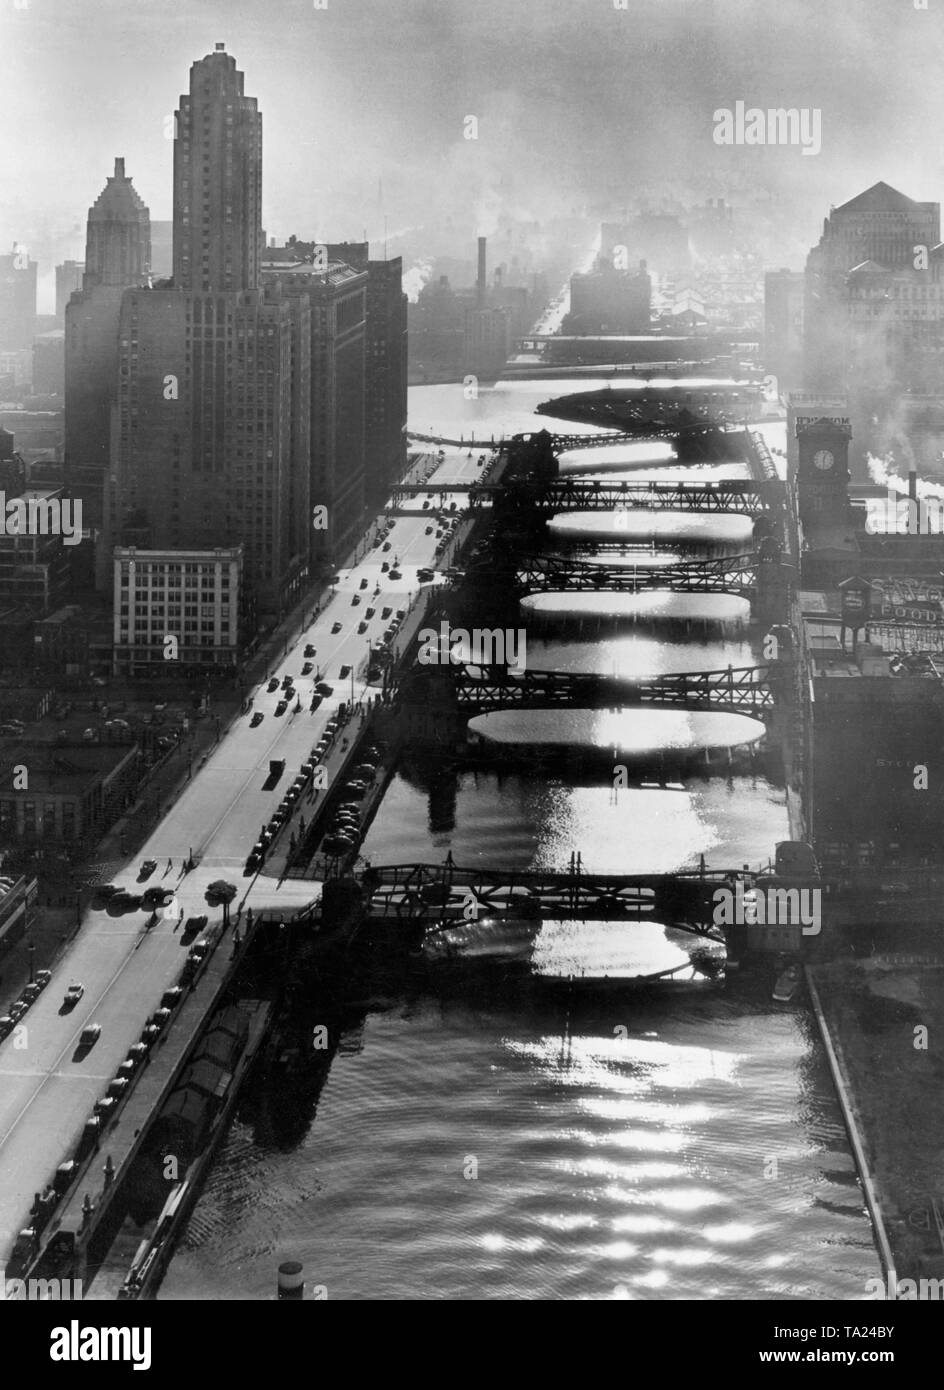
[909,469,917,500]
[477,236,486,307]
[114,157,125,180]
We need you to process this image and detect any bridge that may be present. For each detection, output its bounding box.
[391,479,769,515]
[358,859,812,941]
[505,551,760,597]
[400,663,780,720]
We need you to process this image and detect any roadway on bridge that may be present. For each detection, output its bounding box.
[0,445,486,1262]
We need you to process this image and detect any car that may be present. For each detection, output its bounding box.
[365,607,375,618]
[142,885,172,907]
[267,677,279,693]
[35,969,51,988]
[425,525,434,535]
[381,561,389,572]
[141,859,157,875]
[22,983,41,1004]
[351,594,361,606]
[304,644,316,658]
[0,1016,14,1039]
[417,568,434,582]
[396,609,406,620]
[161,987,184,1010]
[309,693,323,711]
[64,982,85,1008]
[79,1023,102,1049]
[339,664,351,679]
[382,541,391,552]
[381,607,392,620]
[367,665,382,681]
[94,884,121,899]
[357,620,368,634]
[389,570,402,581]
[282,675,293,689]
[359,577,369,590]
[250,711,264,727]
[316,681,334,696]
[332,621,343,634]
[275,700,287,716]
[302,662,313,675]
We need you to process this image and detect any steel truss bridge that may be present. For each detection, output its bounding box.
[393,478,767,515]
[508,551,759,597]
[359,861,800,940]
[401,663,780,720]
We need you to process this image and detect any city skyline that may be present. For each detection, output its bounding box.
[6,0,944,310]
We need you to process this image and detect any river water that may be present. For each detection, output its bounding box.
[158,378,878,1301]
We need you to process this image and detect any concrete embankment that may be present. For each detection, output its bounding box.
[808,955,944,1285]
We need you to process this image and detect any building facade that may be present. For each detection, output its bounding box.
[112,545,242,674]
[0,246,37,352]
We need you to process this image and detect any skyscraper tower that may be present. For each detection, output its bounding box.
[173,42,263,292]
[83,157,151,289]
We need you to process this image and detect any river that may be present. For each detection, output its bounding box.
[157,378,877,1301]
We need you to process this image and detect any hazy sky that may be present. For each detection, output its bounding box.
[5,0,944,306]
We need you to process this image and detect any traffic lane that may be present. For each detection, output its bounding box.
[0,907,193,1247]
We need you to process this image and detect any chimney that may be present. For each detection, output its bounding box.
[909,469,917,501]
[114,157,125,180]
[477,236,486,307]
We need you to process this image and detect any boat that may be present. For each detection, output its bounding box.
[772,962,802,1002]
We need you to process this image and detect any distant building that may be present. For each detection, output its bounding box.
[764,270,805,392]
[262,249,367,566]
[0,486,72,613]
[804,181,940,391]
[326,243,408,508]
[32,331,65,396]
[55,261,84,322]
[112,546,242,676]
[65,158,151,537]
[565,256,651,334]
[149,221,173,279]
[463,304,512,375]
[0,245,37,351]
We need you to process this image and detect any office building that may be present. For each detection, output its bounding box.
[112,545,242,675]
[55,262,85,322]
[0,246,37,351]
[65,159,151,534]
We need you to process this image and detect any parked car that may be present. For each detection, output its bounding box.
[382,541,391,552]
[267,677,280,693]
[381,607,392,620]
[250,712,264,727]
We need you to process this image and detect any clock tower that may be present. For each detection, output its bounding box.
[795,417,851,529]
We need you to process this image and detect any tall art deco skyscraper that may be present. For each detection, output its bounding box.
[173,42,263,293]
[108,46,310,625]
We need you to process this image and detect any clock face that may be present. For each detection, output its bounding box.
[813,449,834,471]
